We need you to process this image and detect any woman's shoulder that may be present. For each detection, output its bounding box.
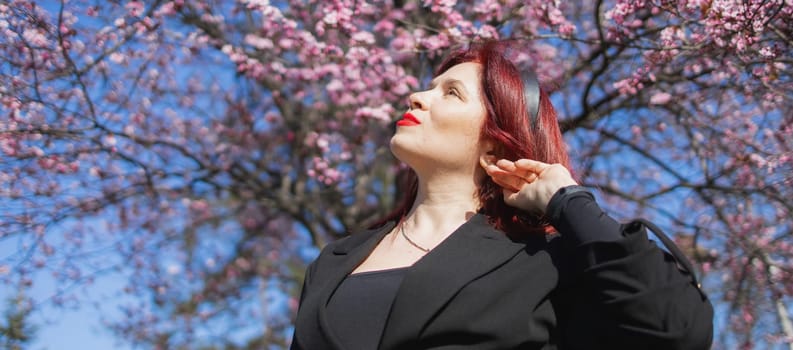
[514,232,571,275]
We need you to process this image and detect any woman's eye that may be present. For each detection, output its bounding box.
[446,88,460,97]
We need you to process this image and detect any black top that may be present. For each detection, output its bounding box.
[326,267,409,350]
[291,186,713,350]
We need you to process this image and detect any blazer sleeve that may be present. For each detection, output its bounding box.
[548,187,714,350]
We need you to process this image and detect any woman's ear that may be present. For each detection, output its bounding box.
[479,154,496,171]
[479,139,497,168]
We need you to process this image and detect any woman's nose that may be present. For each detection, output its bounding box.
[408,92,428,110]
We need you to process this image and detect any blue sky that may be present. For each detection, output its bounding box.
[0,2,235,348]
[0,224,131,349]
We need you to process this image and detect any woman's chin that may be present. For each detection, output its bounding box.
[388,137,413,163]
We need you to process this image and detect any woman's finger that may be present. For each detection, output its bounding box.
[483,164,524,192]
[513,158,550,174]
[495,158,516,171]
[496,159,539,183]
[490,172,523,192]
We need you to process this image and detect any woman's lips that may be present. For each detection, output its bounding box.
[396,112,421,126]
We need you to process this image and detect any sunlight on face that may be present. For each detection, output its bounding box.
[390,62,488,172]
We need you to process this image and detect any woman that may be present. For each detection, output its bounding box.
[291,42,714,350]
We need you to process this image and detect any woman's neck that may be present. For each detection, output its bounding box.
[401,171,481,240]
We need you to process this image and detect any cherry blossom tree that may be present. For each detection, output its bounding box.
[1,0,791,348]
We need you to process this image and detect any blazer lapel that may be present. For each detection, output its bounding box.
[379,214,526,349]
[315,222,395,350]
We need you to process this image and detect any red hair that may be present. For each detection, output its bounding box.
[375,41,571,238]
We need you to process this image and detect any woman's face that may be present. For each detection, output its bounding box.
[390,62,489,173]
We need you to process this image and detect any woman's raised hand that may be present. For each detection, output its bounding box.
[480,157,578,214]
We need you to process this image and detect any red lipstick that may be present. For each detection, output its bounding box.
[397,112,421,126]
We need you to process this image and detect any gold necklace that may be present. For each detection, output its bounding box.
[400,223,430,253]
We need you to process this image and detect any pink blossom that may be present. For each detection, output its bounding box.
[613,78,637,95]
[558,23,576,37]
[374,19,395,33]
[154,2,177,17]
[109,52,125,64]
[22,28,48,46]
[351,31,375,45]
[244,34,273,50]
[472,0,501,17]
[126,1,145,17]
[355,103,395,122]
[649,92,672,105]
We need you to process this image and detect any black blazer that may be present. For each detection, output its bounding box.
[291,213,713,350]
